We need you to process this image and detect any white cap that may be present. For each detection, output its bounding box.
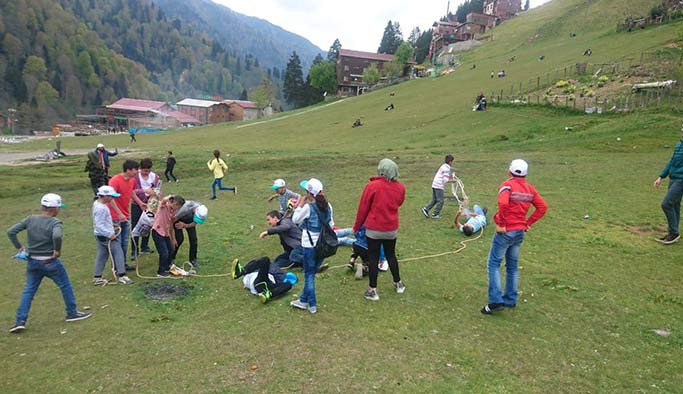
[271,178,286,190]
[97,185,121,197]
[300,178,323,197]
[41,193,65,208]
[194,205,208,224]
[509,159,529,177]
[96,143,104,148]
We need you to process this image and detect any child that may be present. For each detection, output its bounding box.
[165,151,178,183]
[172,200,208,269]
[7,193,91,333]
[152,194,184,277]
[232,257,295,303]
[422,154,455,219]
[131,157,161,259]
[348,226,387,280]
[259,210,304,269]
[454,203,488,236]
[267,179,300,215]
[207,149,235,199]
[92,186,133,285]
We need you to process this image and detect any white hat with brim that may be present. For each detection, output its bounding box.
[271,178,286,190]
[300,178,323,197]
[194,205,208,224]
[97,185,121,197]
[509,159,529,177]
[41,193,65,208]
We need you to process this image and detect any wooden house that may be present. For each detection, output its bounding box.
[176,98,230,125]
[224,100,258,121]
[483,0,522,21]
[336,48,395,97]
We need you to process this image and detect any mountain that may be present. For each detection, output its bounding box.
[152,0,325,74]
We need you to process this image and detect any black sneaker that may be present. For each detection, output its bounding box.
[9,321,26,333]
[210,196,217,200]
[231,259,244,279]
[125,264,135,271]
[141,247,155,254]
[659,233,680,244]
[233,187,237,194]
[480,303,505,315]
[156,271,170,278]
[421,207,430,218]
[65,311,92,322]
[190,260,201,269]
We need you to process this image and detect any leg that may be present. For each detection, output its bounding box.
[366,237,381,288]
[382,238,401,283]
[130,204,143,258]
[15,260,45,323]
[301,247,320,307]
[118,221,130,264]
[172,225,185,261]
[502,231,525,306]
[211,179,219,198]
[473,204,484,216]
[152,231,169,274]
[109,237,126,275]
[433,188,445,216]
[244,256,270,274]
[424,188,438,212]
[165,169,171,182]
[486,233,510,305]
[170,169,177,182]
[160,236,173,273]
[93,237,110,277]
[186,226,198,262]
[216,177,235,192]
[44,259,78,318]
[288,246,304,268]
[661,179,683,235]
[273,250,293,268]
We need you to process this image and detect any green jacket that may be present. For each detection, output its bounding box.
[660,139,683,180]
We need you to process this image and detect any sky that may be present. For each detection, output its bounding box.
[212,0,553,53]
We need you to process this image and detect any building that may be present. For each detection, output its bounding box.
[483,0,522,21]
[224,100,258,121]
[466,12,497,29]
[176,98,230,125]
[336,49,395,96]
[454,21,488,41]
[97,98,200,130]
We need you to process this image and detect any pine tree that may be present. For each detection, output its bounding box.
[327,39,342,62]
[524,0,530,11]
[283,51,304,107]
[377,21,403,54]
[239,89,248,100]
[312,53,324,66]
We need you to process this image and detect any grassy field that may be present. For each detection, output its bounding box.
[2,0,683,392]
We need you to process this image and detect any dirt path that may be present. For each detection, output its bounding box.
[0,149,93,166]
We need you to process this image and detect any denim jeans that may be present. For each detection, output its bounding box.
[273,247,304,268]
[211,177,235,197]
[16,258,78,323]
[152,230,173,274]
[424,188,445,215]
[335,228,355,246]
[487,230,525,306]
[115,220,130,263]
[300,247,323,308]
[661,179,683,235]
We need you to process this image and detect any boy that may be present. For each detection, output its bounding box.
[92,186,133,285]
[165,151,178,183]
[422,154,456,219]
[108,159,145,270]
[267,179,300,215]
[259,210,304,269]
[232,257,294,303]
[481,159,547,315]
[172,200,207,269]
[454,203,488,236]
[7,193,91,333]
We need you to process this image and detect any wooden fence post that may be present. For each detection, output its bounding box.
[537,76,540,90]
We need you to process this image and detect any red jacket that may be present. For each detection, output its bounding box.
[353,176,405,233]
[493,177,547,231]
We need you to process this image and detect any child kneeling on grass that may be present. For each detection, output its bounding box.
[232,257,296,303]
[92,186,133,285]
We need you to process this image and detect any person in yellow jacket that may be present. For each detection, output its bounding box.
[207,150,236,199]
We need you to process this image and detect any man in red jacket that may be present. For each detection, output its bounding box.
[481,159,547,315]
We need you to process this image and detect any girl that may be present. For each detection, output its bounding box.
[131,157,161,259]
[152,194,184,277]
[207,150,235,199]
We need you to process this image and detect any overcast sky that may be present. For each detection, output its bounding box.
[212,0,553,53]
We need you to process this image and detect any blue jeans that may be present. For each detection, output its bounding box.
[273,247,304,268]
[115,220,130,263]
[152,230,173,274]
[662,179,683,235]
[300,247,323,308]
[16,258,78,323]
[211,177,235,197]
[487,230,525,306]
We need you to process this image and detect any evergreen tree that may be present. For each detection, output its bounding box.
[327,39,342,62]
[377,20,403,54]
[455,0,484,23]
[239,88,248,100]
[283,51,304,107]
[414,29,433,64]
[524,0,530,11]
[312,53,324,66]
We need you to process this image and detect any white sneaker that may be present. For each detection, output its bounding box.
[92,277,109,286]
[117,275,134,285]
[169,264,189,276]
[378,260,389,271]
[290,300,309,310]
[394,280,406,294]
[364,288,379,301]
[355,262,364,280]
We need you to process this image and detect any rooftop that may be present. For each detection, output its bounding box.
[176,98,224,108]
[224,100,257,109]
[106,98,168,112]
[338,49,395,62]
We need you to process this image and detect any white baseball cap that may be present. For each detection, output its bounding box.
[271,178,286,190]
[97,185,121,197]
[509,159,529,177]
[41,193,65,208]
[300,178,323,197]
[194,205,208,224]
[96,143,104,148]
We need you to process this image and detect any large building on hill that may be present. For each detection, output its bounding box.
[176,98,230,125]
[223,100,259,121]
[97,98,200,130]
[336,49,395,97]
[484,0,522,21]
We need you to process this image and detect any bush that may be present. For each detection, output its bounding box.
[598,76,609,83]
[556,80,569,88]
[563,85,577,94]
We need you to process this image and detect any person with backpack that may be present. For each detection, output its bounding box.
[353,158,406,301]
[290,178,334,314]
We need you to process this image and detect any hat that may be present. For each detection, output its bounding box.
[271,178,286,190]
[97,185,121,197]
[41,193,65,208]
[283,272,298,285]
[193,204,208,224]
[96,143,104,149]
[300,178,323,197]
[509,159,528,177]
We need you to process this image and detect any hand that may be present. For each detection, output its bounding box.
[110,234,117,240]
[52,250,61,258]
[259,231,268,239]
[267,195,275,202]
[140,203,148,211]
[495,225,507,234]
[654,177,662,189]
[172,240,178,248]
[174,222,185,229]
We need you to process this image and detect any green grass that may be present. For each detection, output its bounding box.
[2,0,683,392]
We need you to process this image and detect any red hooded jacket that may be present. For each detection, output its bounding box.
[493,176,547,231]
[353,176,405,233]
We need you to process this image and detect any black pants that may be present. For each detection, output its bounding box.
[172,217,197,262]
[244,257,291,298]
[367,237,400,288]
[131,204,150,254]
[352,244,368,263]
[165,167,177,182]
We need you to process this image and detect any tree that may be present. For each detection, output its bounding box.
[407,27,421,47]
[362,63,380,86]
[414,29,433,64]
[308,61,336,95]
[524,0,530,11]
[312,53,324,66]
[327,38,342,62]
[283,51,305,107]
[382,61,403,80]
[377,20,403,54]
[251,77,275,110]
[239,88,248,100]
[394,41,414,65]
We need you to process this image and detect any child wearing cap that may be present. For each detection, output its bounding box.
[171,200,207,269]
[7,193,91,333]
[267,179,300,215]
[92,186,133,286]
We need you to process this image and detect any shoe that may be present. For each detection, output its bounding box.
[378,260,389,272]
[130,253,137,261]
[421,207,430,218]
[432,214,442,219]
[210,196,217,200]
[125,264,135,271]
[141,247,155,254]
[316,263,329,273]
[483,207,488,217]
[92,277,109,286]
[156,272,170,278]
[175,180,180,183]
[231,259,244,279]
[364,288,379,301]
[117,275,134,285]
[169,264,189,276]
[480,303,505,315]
[189,260,201,269]
[65,311,92,322]
[290,299,309,310]
[308,306,317,314]
[233,187,237,194]
[355,262,364,280]
[394,280,406,294]
[348,254,357,271]
[658,233,680,244]
[9,321,26,333]
[259,289,272,304]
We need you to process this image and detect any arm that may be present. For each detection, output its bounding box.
[109,200,124,220]
[494,186,511,234]
[526,191,548,228]
[207,159,216,170]
[352,185,373,233]
[454,210,464,229]
[108,149,118,157]
[267,220,293,235]
[7,218,28,250]
[267,193,278,202]
[291,203,310,225]
[52,221,63,258]
[130,190,147,210]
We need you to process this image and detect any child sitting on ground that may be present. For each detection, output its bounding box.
[348,226,388,279]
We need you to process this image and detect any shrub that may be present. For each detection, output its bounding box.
[556,80,569,88]
[598,76,609,83]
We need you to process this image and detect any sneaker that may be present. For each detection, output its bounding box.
[348,254,357,271]
[175,180,180,183]
[124,264,135,271]
[421,207,430,218]
[290,299,309,310]
[432,214,442,219]
[259,289,272,304]
[394,280,406,294]
[308,306,317,314]
[210,196,217,200]
[189,260,201,269]
[9,321,26,333]
[378,260,389,272]
[130,253,137,261]
[92,277,109,286]
[316,263,329,273]
[658,233,681,244]
[364,288,379,301]
[169,264,189,276]
[65,311,92,322]
[233,187,237,194]
[355,262,364,280]
[480,303,505,315]
[141,247,155,254]
[117,275,133,285]
[231,258,244,279]
[156,272,170,278]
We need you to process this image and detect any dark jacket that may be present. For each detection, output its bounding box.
[267,217,302,252]
[659,140,683,180]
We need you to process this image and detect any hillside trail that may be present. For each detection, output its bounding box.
[236,99,347,129]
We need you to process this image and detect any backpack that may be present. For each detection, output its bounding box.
[305,204,338,259]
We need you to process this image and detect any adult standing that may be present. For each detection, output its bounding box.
[131,158,161,260]
[95,143,118,180]
[207,149,236,199]
[85,150,107,195]
[654,125,683,244]
[481,159,547,315]
[108,159,145,271]
[165,151,178,183]
[352,159,406,301]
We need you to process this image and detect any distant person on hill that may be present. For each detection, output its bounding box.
[232,257,295,304]
[583,49,592,56]
[498,70,506,78]
[538,55,545,61]
[422,154,456,219]
[164,151,178,183]
[129,128,137,142]
[267,179,300,216]
[490,71,494,79]
[352,118,363,128]
[385,103,394,111]
[207,149,236,200]
[481,159,547,315]
[653,125,683,244]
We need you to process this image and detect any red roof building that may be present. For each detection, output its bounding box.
[483,0,522,21]
[336,49,395,97]
[223,100,258,121]
[97,98,200,129]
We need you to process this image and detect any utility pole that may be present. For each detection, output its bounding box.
[8,108,16,134]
